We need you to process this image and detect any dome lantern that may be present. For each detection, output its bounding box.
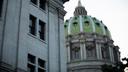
[74,0,87,16]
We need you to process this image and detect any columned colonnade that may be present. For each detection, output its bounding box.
[66,36,115,63]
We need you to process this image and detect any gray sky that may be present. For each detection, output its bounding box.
[64,0,128,58]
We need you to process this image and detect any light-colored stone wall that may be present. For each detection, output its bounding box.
[0,0,67,72]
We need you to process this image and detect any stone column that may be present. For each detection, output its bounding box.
[96,43,100,59]
[83,43,87,60]
[109,47,114,62]
[98,43,102,60]
[80,42,83,60]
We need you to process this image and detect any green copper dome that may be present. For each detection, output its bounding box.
[64,0,111,38]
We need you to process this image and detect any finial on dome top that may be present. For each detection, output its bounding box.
[74,0,87,16]
[78,0,82,7]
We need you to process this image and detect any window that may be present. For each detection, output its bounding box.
[70,43,81,60]
[73,22,77,26]
[28,54,35,63]
[70,47,80,60]
[38,58,46,72]
[86,43,96,60]
[39,0,46,10]
[96,23,100,26]
[0,0,3,17]
[84,21,89,26]
[101,43,110,60]
[30,0,46,10]
[27,54,36,72]
[31,0,37,5]
[28,64,35,72]
[39,20,45,40]
[27,54,46,72]
[38,68,45,72]
[29,14,47,41]
[29,15,36,35]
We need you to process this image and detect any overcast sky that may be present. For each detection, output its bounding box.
[64,0,128,58]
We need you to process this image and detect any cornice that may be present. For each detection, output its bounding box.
[48,0,66,19]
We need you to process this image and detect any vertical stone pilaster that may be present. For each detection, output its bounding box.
[109,47,114,62]
[35,57,38,72]
[80,43,83,60]
[68,18,73,35]
[96,43,100,59]
[98,44,102,60]
[67,46,70,62]
[83,43,87,60]
[79,15,83,32]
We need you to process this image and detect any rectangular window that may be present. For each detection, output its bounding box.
[39,0,46,10]
[38,68,45,72]
[0,0,3,17]
[39,20,45,40]
[31,0,37,5]
[27,54,46,72]
[27,64,35,72]
[28,54,35,63]
[29,15,36,35]
[38,58,46,72]
[38,58,45,68]
[27,54,36,72]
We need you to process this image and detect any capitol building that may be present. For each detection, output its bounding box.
[64,0,120,72]
[0,0,120,72]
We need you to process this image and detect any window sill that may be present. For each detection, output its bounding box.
[29,2,46,14]
[28,62,36,66]
[38,7,46,13]
[28,33,47,44]
[30,2,38,8]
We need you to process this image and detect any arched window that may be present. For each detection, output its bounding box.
[70,43,81,60]
[73,22,78,26]
[84,21,89,26]
[86,42,96,60]
[101,43,110,60]
[95,23,100,26]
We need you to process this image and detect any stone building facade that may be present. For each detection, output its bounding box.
[0,0,68,72]
[64,0,120,72]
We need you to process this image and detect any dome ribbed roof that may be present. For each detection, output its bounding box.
[64,16,111,38]
[64,0,111,38]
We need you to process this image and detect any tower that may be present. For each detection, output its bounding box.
[0,0,68,72]
[64,0,120,72]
